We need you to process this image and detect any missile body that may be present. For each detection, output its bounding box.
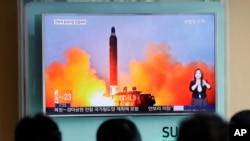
[109,27,118,95]
[109,27,117,86]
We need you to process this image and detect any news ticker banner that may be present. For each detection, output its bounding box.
[47,104,215,116]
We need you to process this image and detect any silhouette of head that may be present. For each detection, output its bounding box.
[15,113,61,141]
[97,118,141,141]
[230,110,250,125]
[177,113,228,141]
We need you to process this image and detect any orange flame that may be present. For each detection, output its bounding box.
[46,44,215,108]
[129,43,215,106]
[46,47,107,107]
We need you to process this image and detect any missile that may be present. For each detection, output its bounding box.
[109,27,117,95]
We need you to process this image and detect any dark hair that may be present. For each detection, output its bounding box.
[177,113,228,141]
[15,116,33,141]
[193,68,203,80]
[230,110,250,125]
[97,118,141,141]
[15,113,62,141]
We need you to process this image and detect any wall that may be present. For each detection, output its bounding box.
[229,0,250,117]
[0,0,18,141]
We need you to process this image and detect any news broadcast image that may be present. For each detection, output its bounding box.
[43,14,216,116]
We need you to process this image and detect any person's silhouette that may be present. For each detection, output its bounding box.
[177,113,228,141]
[15,113,61,141]
[97,118,141,141]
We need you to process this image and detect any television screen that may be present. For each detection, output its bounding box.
[43,13,216,116]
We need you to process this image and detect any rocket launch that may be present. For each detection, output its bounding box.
[109,27,118,95]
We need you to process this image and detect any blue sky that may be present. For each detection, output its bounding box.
[43,14,215,81]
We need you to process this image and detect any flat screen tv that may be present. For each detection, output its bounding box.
[42,3,223,116]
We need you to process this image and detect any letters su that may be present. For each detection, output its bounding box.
[162,126,179,138]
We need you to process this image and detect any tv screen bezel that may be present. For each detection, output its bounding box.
[37,2,225,117]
